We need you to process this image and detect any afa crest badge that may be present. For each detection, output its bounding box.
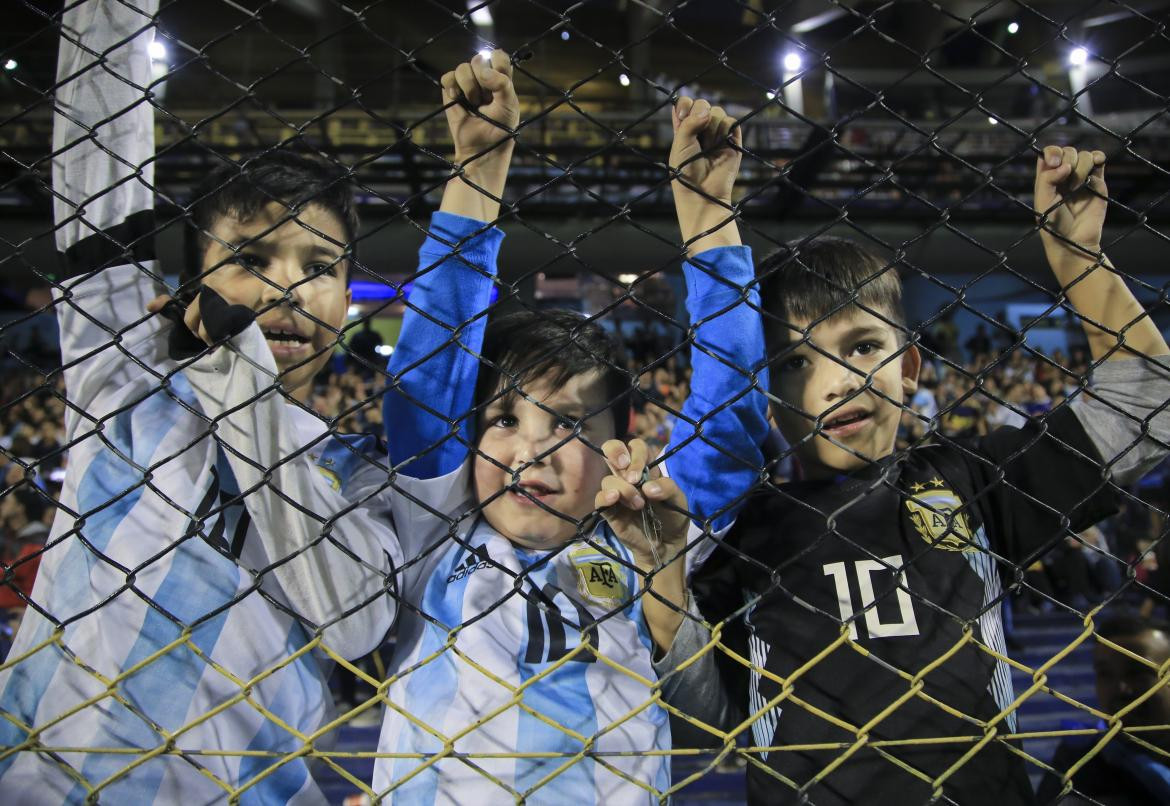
[316,466,341,491]
[904,479,974,552]
[569,545,628,607]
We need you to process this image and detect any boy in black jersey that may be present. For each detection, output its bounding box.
[656,147,1170,805]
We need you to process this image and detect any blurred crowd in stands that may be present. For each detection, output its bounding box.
[2,319,1167,659]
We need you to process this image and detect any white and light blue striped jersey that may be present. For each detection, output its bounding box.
[0,2,450,802]
[370,469,673,804]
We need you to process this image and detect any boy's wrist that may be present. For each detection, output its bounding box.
[440,150,514,222]
[677,206,740,255]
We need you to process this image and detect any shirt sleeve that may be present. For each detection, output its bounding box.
[182,326,405,660]
[1069,355,1170,486]
[651,597,742,735]
[384,212,503,478]
[966,404,1120,563]
[663,245,770,539]
[52,0,169,441]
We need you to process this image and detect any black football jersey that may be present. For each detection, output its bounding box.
[694,405,1119,806]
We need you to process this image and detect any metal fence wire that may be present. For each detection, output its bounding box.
[2,0,1170,803]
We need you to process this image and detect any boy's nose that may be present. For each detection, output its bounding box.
[260,261,306,307]
[823,360,864,399]
[513,429,557,466]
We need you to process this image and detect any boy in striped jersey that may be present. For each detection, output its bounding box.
[663,148,1170,805]
[352,91,770,801]
[0,2,509,803]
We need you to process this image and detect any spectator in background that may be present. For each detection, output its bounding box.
[347,318,383,374]
[965,323,992,362]
[0,485,50,621]
[1037,614,1170,805]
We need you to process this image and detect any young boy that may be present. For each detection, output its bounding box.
[361,92,771,802]
[664,148,1170,805]
[0,2,501,802]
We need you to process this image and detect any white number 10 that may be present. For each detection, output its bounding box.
[822,555,920,639]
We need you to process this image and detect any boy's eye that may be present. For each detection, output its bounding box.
[230,252,266,271]
[555,415,582,432]
[854,341,881,357]
[306,262,338,278]
[780,355,808,372]
[489,414,518,429]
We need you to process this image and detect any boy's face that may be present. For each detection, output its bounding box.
[474,369,616,550]
[770,308,920,478]
[200,201,351,401]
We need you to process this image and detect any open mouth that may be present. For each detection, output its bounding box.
[821,409,872,435]
[262,328,310,346]
[511,481,559,504]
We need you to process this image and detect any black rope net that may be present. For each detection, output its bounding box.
[1,0,1169,803]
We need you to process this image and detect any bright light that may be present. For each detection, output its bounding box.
[347,305,360,317]
[375,344,395,357]
[2,59,15,71]
[477,48,493,62]
[1007,21,1019,35]
[560,30,570,41]
[1069,47,1088,66]
[618,273,638,284]
[782,52,803,72]
[618,73,630,87]
[765,90,777,100]
[148,39,167,62]
[469,6,493,27]
[988,116,998,125]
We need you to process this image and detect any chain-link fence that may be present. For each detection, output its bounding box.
[2,0,1170,803]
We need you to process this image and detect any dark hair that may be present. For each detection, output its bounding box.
[756,236,906,359]
[184,150,359,282]
[475,310,630,439]
[1098,612,1170,642]
[10,485,47,525]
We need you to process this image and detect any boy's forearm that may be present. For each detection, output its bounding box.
[1047,251,1169,361]
[439,147,513,223]
[184,327,403,659]
[638,556,688,652]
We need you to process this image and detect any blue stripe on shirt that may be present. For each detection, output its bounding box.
[513,552,596,804]
[391,543,464,804]
[0,388,182,784]
[69,380,245,801]
[238,621,324,806]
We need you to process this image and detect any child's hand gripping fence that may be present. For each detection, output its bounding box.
[1,0,1170,804]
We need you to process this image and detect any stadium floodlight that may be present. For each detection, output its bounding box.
[477,48,493,62]
[618,73,631,87]
[148,39,167,62]
[1007,21,1019,35]
[988,116,998,125]
[561,30,570,41]
[783,52,803,72]
[3,59,16,71]
[765,90,777,100]
[618,273,638,284]
[1069,47,1088,66]
[469,5,492,27]
[347,305,360,317]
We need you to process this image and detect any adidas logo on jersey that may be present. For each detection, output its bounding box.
[447,544,493,584]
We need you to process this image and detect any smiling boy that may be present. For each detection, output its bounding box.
[664,147,1170,805]
[357,90,769,800]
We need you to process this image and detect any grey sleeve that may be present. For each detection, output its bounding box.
[1070,355,1170,486]
[651,599,741,732]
